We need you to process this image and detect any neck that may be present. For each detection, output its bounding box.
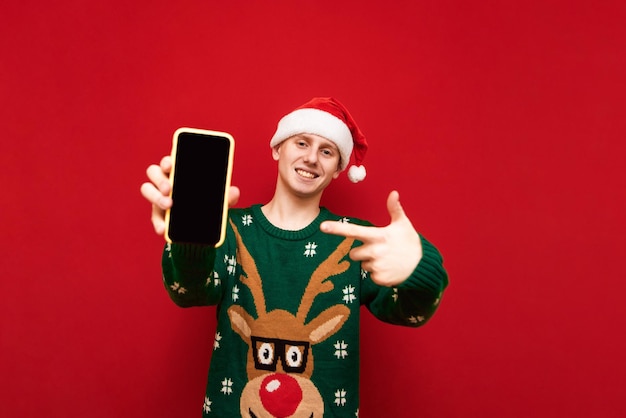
[262,187,322,231]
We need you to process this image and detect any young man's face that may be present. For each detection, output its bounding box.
[272,134,342,199]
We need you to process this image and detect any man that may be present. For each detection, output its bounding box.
[141,97,448,417]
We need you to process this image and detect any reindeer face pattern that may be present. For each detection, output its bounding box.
[227,221,354,418]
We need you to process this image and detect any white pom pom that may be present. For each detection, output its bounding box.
[347,165,366,183]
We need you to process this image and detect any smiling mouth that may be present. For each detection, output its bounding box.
[296,169,318,179]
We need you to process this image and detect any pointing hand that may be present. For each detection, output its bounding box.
[320,191,422,287]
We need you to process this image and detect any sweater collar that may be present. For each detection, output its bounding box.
[251,204,332,240]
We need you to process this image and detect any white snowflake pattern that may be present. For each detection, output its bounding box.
[232,285,240,302]
[334,389,347,406]
[225,255,237,275]
[360,268,368,280]
[214,332,222,350]
[392,288,399,302]
[203,396,212,413]
[221,378,234,395]
[334,340,348,359]
[408,315,426,324]
[207,270,220,287]
[170,282,187,294]
[304,242,318,257]
[339,217,350,223]
[166,242,172,258]
[242,214,253,226]
[342,285,356,304]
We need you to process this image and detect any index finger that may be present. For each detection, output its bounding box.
[146,164,171,195]
[160,155,172,172]
[320,221,380,241]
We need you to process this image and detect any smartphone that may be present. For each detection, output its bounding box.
[165,128,234,247]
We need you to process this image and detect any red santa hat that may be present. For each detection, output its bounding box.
[269,97,368,183]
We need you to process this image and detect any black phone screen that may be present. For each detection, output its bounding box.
[167,130,232,246]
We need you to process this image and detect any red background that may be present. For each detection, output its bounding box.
[2,1,625,417]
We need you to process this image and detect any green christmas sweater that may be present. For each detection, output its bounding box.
[162,204,448,417]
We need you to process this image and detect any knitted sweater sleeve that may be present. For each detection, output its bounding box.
[161,242,224,307]
[361,234,448,327]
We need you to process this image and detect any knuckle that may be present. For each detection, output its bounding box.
[369,245,385,259]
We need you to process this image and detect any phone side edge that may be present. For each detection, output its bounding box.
[215,131,235,248]
[163,129,184,244]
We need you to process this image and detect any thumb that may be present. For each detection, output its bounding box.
[228,186,240,207]
[387,190,406,223]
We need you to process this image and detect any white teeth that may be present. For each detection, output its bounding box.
[296,169,317,179]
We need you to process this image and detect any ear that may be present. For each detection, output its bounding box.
[306,305,350,344]
[228,305,254,342]
[271,144,281,161]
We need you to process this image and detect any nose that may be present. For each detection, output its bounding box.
[260,373,302,418]
[303,147,318,164]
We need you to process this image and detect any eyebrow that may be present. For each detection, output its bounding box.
[298,134,338,151]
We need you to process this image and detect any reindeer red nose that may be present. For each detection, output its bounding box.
[259,373,302,417]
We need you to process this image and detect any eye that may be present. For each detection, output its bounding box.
[285,345,304,368]
[258,342,274,365]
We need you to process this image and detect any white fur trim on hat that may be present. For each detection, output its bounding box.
[270,108,353,170]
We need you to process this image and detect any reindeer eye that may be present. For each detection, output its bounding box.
[258,342,274,365]
[285,345,304,368]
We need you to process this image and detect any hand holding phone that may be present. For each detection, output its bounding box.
[164,128,234,247]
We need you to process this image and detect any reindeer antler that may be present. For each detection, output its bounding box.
[230,220,267,315]
[296,237,354,322]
